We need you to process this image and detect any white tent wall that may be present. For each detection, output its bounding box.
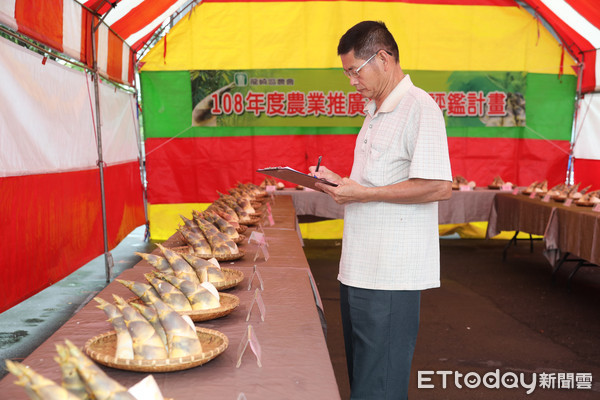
[0,34,145,313]
[0,35,140,175]
[573,92,600,161]
[0,1,17,31]
[98,80,141,166]
[0,36,97,176]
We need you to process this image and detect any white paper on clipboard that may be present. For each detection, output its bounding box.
[257,167,338,191]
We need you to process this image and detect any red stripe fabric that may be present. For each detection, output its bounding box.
[82,0,123,14]
[201,0,516,4]
[566,0,600,28]
[131,27,159,53]
[80,11,94,69]
[103,161,146,247]
[11,0,134,85]
[15,0,64,53]
[449,137,571,188]
[572,158,600,188]
[107,29,124,82]
[579,49,597,93]
[110,0,177,42]
[0,162,145,313]
[145,135,357,203]
[525,0,598,92]
[146,135,570,204]
[527,1,589,56]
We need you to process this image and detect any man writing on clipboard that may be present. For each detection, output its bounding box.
[310,21,452,399]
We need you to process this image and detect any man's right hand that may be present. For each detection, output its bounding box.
[308,165,342,184]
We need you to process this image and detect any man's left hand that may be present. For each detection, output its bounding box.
[316,177,364,204]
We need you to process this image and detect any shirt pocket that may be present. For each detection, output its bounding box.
[364,144,390,186]
[363,117,401,186]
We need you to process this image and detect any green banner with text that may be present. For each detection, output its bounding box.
[141,69,575,141]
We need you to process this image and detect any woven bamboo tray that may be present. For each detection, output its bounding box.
[232,234,246,244]
[575,200,597,207]
[130,292,240,322]
[216,249,245,261]
[239,216,261,226]
[488,184,515,190]
[149,266,243,290]
[84,327,228,372]
[144,266,243,291]
[522,190,547,196]
[182,293,240,322]
[215,268,244,290]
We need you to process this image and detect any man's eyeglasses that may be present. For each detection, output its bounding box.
[344,49,393,79]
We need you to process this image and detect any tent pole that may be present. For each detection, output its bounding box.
[132,56,151,242]
[91,20,113,283]
[568,61,585,185]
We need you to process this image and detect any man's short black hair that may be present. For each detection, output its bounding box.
[338,21,399,63]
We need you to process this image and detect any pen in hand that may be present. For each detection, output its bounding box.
[315,156,322,177]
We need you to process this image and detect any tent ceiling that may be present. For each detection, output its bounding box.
[76,0,190,52]
[522,0,600,94]
[81,0,599,93]
[1,1,598,92]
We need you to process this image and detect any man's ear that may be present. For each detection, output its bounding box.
[380,51,391,71]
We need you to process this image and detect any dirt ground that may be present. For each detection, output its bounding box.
[304,238,600,400]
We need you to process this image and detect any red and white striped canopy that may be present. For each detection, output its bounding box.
[0,0,187,85]
[523,0,600,93]
[1,0,599,92]
[75,0,189,52]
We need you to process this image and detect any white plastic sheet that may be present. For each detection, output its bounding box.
[0,36,139,177]
[573,92,600,160]
[98,81,140,166]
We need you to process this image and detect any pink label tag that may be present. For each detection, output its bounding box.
[512,188,519,195]
[236,325,263,368]
[529,192,537,199]
[564,198,573,207]
[501,183,513,191]
[261,243,270,261]
[593,203,600,212]
[253,243,269,262]
[459,184,472,192]
[265,185,276,193]
[542,194,551,203]
[253,289,266,321]
[248,231,266,245]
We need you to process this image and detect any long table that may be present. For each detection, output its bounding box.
[486,193,600,277]
[545,203,600,268]
[277,187,504,224]
[0,196,341,400]
[486,193,556,238]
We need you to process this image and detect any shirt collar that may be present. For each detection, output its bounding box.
[365,74,413,117]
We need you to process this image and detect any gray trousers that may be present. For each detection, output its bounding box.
[340,283,421,400]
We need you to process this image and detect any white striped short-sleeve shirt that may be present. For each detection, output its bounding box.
[339,75,452,290]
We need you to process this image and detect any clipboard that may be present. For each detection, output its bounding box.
[257,167,338,191]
